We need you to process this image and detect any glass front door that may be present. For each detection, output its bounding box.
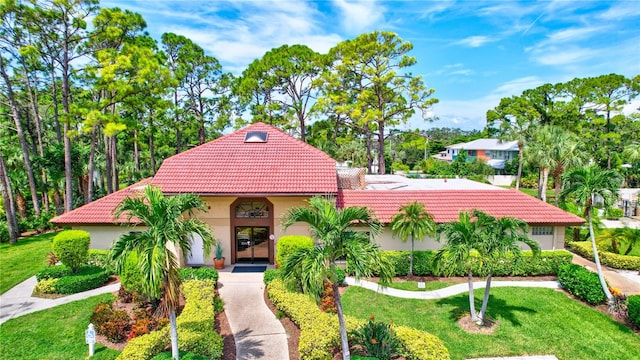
[235,226,269,263]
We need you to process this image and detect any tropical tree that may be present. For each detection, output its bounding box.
[473,211,540,324]
[560,165,622,305]
[281,196,394,360]
[389,201,436,277]
[435,211,486,323]
[109,185,215,360]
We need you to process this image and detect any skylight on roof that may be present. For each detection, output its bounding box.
[244,131,268,143]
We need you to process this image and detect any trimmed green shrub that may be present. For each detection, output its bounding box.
[36,264,73,281]
[570,241,640,270]
[151,351,210,360]
[557,264,607,305]
[52,230,90,272]
[178,267,219,282]
[263,269,281,284]
[628,295,640,329]
[117,279,223,360]
[276,235,314,268]
[267,278,449,360]
[119,251,147,296]
[335,267,346,284]
[349,250,573,277]
[34,278,58,294]
[395,326,450,360]
[53,266,110,294]
[605,207,624,219]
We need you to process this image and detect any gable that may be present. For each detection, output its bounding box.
[152,122,338,195]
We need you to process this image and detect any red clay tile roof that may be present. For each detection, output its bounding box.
[337,189,584,225]
[152,122,338,194]
[50,178,152,225]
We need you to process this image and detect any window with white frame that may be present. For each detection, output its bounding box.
[532,226,553,236]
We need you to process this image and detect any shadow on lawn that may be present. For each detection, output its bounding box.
[436,294,536,327]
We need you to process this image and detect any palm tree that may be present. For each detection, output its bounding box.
[281,196,394,360]
[110,185,214,360]
[560,165,622,305]
[435,211,486,323]
[389,201,436,277]
[474,211,540,324]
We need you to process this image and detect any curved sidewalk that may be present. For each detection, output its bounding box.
[0,276,121,325]
[345,277,561,299]
[217,271,288,360]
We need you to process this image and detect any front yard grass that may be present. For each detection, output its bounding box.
[342,286,640,360]
[0,293,120,360]
[0,232,57,294]
[386,279,458,292]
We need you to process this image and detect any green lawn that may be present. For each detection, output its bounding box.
[0,232,58,294]
[386,279,458,292]
[0,293,120,360]
[342,287,640,360]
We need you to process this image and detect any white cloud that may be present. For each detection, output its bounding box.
[598,2,640,20]
[332,0,386,34]
[454,35,497,48]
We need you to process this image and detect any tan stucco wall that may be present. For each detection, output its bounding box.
[75,225,147,250]
[374,226,567,251]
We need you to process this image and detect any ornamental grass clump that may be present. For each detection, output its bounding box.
[350,315,399,360]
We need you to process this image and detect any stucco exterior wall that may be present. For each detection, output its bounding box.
[75,225,147,250]
[373,226,566,251]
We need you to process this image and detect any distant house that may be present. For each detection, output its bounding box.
[436,139,519,172]
[52,124,581,267]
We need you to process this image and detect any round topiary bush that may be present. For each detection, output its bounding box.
[276,235,314,268]
[52,230,91,272]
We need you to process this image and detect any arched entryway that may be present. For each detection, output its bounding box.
[230,198,274,264]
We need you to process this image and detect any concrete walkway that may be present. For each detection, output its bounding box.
[345,277,561,299]
[217,270,288,360]
[0,276,121,325]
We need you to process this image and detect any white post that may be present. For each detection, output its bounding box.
[86,323,96,356]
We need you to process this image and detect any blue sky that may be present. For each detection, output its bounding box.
[103,0,640,131]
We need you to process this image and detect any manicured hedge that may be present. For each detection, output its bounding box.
[36,265,110,295]
[178,267,219,282]
[267,278,449,360]
[263,269,281,285]
[117,279,223,360]
[628,295,640,329]
[570,241,640,270]
[276,235,314,268]
[53,268,110,294]
[557,264,607,305]
[52,230,90,272]
[350,250,573,277]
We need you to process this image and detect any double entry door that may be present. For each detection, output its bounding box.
[235,226,269,263]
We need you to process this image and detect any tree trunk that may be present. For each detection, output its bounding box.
[0,55,41,216]
[366,132,373,174]
[63,122,73,212]
[478,272,493,325]
[112,135,119,191]
[174,89,182,154]
[62,38,73,213]
[332,282,351,360]
[105,133,113,194]
[149,111,156,174]
[377,121,385,174]
[50,60,62,143]
[408,237,414,278]
[86,125,97,204]
[516,145,524,190]
[0,152,19,243]
[133,129,140,173]
[588,212,614,305]
[468,270,478,322]
[539,168,549,202]
[169,310,179,360]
